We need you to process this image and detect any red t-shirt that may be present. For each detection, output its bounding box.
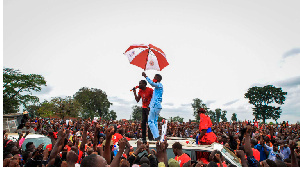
[138,87,153,108]
[199,114,212,131]
[77,150,83,164]
[175,153,191,167]
[252,148,260,162]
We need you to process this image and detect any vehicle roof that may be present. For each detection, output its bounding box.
[6,133,48,140]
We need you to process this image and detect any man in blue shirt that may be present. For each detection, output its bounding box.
[142,72,163,141]
[254,135,270,162]
[280,144,291,160]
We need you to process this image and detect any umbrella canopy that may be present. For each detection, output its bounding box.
[124,44,169,71]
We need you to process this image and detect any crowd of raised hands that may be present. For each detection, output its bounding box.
[3,117,300,167]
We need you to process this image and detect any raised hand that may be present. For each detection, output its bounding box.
[118,138,126,151]
[43,148,50,160]
[289,140,297,150]
[215,153,221,162]
[105,126,115,138]
[235,150,245,159]
[246,125,252,134]
[84,122,89,131]
[142,72,147,77]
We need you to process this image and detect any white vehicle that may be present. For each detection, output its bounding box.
[6,133,52,151]
[129,137,242,167]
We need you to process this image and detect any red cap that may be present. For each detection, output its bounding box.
[46,144,53,151]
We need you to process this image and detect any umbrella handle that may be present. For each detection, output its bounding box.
[144,47,150,71]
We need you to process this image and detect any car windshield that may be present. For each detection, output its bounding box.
[22,137,51,151]
[221,146,242,167]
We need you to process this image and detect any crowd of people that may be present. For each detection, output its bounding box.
[3,112,300,167]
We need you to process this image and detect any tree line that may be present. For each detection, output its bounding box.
[3,68,287,123]
[3,68,116,120]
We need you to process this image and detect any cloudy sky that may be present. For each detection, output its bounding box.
[3,0,300,123]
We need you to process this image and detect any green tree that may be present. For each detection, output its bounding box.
[215,108,222,123]
[244,85,287,123]
[172,116,184,123]
[26,104,40,118]
[74,87,112,119]
[37,101,55,118]
[207,110,216,123]
[103,110,117,120]
[3,68,46,114]
[221,110,228,122]
[231,113,237,122]
[191,98,208,122]
[131,105,142,121]
[51,97,81,119]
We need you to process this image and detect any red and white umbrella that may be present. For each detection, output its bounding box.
[124,44,169,71]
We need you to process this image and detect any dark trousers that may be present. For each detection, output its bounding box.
[142,108,153,140]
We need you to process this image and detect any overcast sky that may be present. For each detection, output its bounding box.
[3,0,300,123]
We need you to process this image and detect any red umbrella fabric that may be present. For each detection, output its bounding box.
[124,44,169,71]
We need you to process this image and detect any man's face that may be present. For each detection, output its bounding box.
[273,146,278,152]
[139,81,146,89]
[28,144,35,152]
[11,146,20,154]
[172,148,178,156]
[154,75,159,81]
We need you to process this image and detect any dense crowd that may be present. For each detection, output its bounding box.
[3,115,300,167]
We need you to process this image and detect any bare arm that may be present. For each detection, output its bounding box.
[244,125,253,157]
[110,138,126,167]
[133,89,141,103]
[93,124,100,152]
[80,122,89,152]
[290,140,298,167]
[48,129,66,166]
[103,126,114,164]
[235,150,248,167]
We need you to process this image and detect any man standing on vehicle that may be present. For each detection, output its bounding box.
[132,80,154,143]
[198,108,217,145]
[142,72,163,141]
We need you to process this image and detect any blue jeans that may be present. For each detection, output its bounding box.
[148,107,161,139]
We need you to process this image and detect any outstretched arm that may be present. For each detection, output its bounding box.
[103,126,114,164]
[142,72,160,88]
[110,138,126,167]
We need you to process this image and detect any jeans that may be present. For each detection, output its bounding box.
[142,108,153,140]
[148,107,161,139]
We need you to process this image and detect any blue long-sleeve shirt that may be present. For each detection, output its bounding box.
[146,77,163,109]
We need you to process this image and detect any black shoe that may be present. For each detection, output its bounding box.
[142,139,147,144]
